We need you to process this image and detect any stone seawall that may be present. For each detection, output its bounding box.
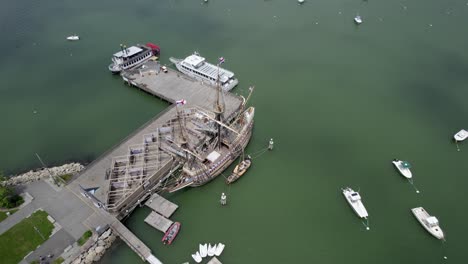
[69,229,116,264]
[1,163,84,186]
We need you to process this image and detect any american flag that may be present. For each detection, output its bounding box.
[175,99,187,106]
[218,57,225,64]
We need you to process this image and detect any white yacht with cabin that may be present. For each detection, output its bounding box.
[108,43,160,74]
[342,187,368,219]
[392,159,412,179]
[170,52,239,91]
[454,129,468,142]
[411,207,445,240]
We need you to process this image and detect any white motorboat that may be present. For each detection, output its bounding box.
[454,129,468,142]
[342,187,368,219]
[392,159,412,179]
[354,15,363,24]
[298,0,305,4]
[199,243,208,258]
[207,243,216,257]
[214,243,225,256]
[192,251,202,263]
[411,207,445,240]
[66,35,79,41]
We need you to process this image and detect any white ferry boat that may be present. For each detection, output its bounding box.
[170,53,239,91]
[342,187,368,219]
[108,43,160,74]
[411,207,445,240]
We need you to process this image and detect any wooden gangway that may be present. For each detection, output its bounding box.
[145,193,178,218]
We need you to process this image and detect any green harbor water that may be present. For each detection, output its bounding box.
[2,0,468,263]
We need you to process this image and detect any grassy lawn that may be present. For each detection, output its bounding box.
[77,230,92,246]
[58,173,73,183]
[0,210,54,264]
[0,209,18,223]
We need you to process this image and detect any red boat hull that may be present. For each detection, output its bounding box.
[162,222,181,245]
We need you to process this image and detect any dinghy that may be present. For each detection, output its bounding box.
[392,159,412,179]
[207,243,216,257]
[199,243,208,258]
[214,243,225,256]
[192,251,202,263]
[454,129,468,142]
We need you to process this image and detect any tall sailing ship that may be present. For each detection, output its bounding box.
[162,64,254,192]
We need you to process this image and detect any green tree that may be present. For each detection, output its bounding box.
[0,186,23,209]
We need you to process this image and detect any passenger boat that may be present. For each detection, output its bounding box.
[411,207,445,240]
[214,243,225,256]
[169,52,239,91]
[226,156,251,184]
[108,43,160,74]
[354,15,363,24]
[454,129,468,142]
[191,251,202,263]
[162,222,181,245]
[392,159,412,179]
[342,187,368,219]
[66,35,79,41]
[207,243,216,257]
[199,243,208,258]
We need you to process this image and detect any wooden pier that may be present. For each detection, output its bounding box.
[145,193,178,218]
[69,58,245,264]
[144,211,173,233]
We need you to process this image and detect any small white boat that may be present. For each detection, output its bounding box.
[454,129,468,142]
[411,207,445,240]
[354,15,363,24]
[192,251,202,263]
[342,187,368,219]
[214,243,225,256]
[199,243,208,258]
[207,243,216,257]
[392,159,412,179]
[298,0,305,4]
[66,35,79,41]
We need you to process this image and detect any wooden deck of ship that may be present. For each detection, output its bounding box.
[69,58,245,264]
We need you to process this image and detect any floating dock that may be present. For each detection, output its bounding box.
[207,257,223,264]
[144,211,173,233]
[145,193,178,218]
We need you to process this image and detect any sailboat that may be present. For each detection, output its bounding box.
[166,62,255,192]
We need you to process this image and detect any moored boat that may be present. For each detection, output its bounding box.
[214,243,225,256]
[226,156,251,184]
[342,187,368,219]
[162,222,181,245]
[66,35,79,41]
[169,52,238,91]
[207,243,216,257]
[192,251,202,263]
[411,207,445,240]
[199,243,208,258]
[354,15,363,24]
[454,129,468,142]
[392,159,412,179]
[108,43,160,74]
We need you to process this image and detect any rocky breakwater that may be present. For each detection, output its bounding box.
[71,229,117,264]
[1,163,84,186]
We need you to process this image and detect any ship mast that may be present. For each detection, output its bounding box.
[214,58,225,150]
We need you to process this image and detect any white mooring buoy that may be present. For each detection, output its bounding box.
[268,138,274,150]
[220,192,227,205]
